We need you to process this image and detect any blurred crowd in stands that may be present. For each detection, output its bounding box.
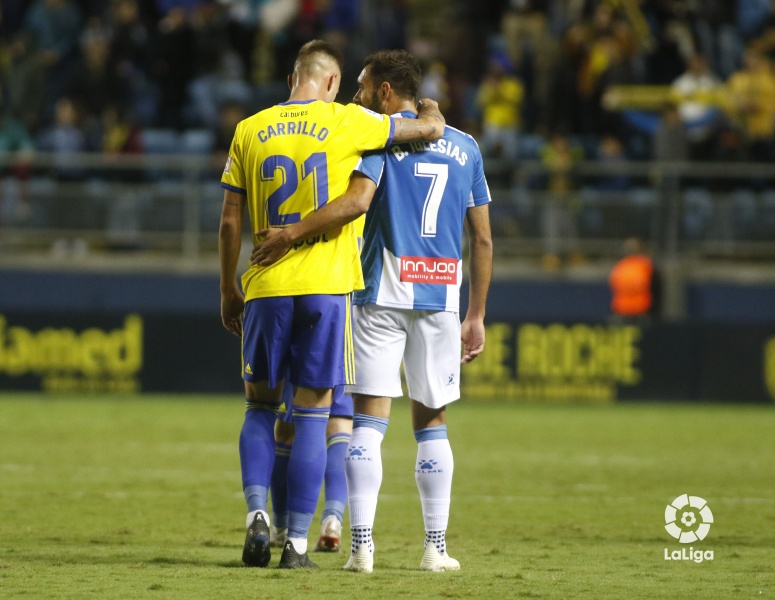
[1,0,775,167]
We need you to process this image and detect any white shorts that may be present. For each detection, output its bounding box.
[345,304,461,409]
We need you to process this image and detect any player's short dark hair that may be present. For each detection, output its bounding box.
[295,40,344,74]
[363,50,421,100]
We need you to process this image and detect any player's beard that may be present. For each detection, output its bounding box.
[367,90,383,115]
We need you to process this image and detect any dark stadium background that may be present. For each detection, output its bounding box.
[1,0,774,402]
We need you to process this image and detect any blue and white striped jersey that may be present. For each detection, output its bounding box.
[353,111,491,312]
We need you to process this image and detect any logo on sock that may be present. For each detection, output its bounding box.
[416,459,443,473]
[346,446,372,461]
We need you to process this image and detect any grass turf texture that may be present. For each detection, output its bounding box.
[0,395,773,599]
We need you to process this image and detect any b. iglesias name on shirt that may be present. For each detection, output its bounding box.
[389,139,468,166]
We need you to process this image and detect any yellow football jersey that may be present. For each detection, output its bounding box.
[221,99,394,300]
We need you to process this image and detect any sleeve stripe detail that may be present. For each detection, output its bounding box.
[385,117,396,148]
[221,182,247,195]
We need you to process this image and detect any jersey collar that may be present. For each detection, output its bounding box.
[391,110,417,119]
[278,99,317,106]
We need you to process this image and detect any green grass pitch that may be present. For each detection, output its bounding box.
[0,394,773,599]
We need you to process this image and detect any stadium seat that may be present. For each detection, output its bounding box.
[629,187,658,207]
[140,129,181,182]
[140,129,180,154]
[683,188,713,240]
[730,189,758,240]
[517,134,544,160]
[200,181,224,231]
[180,129,215,155]
[145,181,185,231]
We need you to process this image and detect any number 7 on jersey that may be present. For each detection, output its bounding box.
[415,162,448,238]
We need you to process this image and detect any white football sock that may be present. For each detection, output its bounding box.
[246,509,270,529]
[346,426,384,549]
[288,536,307,554]
[415,438,454,552]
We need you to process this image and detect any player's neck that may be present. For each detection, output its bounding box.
[287,81,328,103]
[390,100,417,116]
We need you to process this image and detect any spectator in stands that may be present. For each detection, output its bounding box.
[23,0,83,66]
[105,0,156,125]
[724,45,775,162]
[670,53,723,160]
[1,0,28,34]
[23,0,82,116]
[151,6,195,129]
[212,98,246,167]
[608,236,661,322]
[546,23,587,135]
[419,60,450,115]
[68,25,131,138]
[321,0,360,69]
[580,29,636,136]
[738,0,775,43]
[374,0,409,51]
[0,88,35,154]
[653,102,689,162]
[99,103,142,155]
[595,134,630,191]
[186,2,251,128]
[437,1,493,131]
[501,0,555,126]
[540,133,584,271]
[1,31,46,134]
[37,95,90,256]
[0,86,35,225]
[642,2,695,84]
[501,0,549,73]
[692,0,739,78]
[37,96,86,180]
[651,103,688,239]
[108,0,153,75]
[474,52,523,166]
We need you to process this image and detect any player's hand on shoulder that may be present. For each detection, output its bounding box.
[417,98,445,122]
[416,98,445,140]
[251,227,292,267]
[417,97,439,111]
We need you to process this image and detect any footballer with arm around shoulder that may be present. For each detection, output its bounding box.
[460,203,493,364]
[251,172,377,267]
[251,98,444,266]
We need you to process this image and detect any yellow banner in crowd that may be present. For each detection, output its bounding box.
[462,323,643,403]
[0,314,143,393]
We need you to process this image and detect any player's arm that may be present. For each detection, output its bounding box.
[392,98,445,143]
[251,173,377,267]
[461,203,493,364]
[219,188,246,336]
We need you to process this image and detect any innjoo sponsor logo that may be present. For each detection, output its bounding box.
[663,494,714,563]
[400,256,457,284]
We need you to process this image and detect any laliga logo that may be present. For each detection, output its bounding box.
[663,494,714,563]
[665,494,713,543]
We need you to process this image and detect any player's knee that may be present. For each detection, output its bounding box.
[327,416,353,437]
[411,400,445,429]
[274,420,295,445]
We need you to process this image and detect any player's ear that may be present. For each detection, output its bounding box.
[287,73,293,90]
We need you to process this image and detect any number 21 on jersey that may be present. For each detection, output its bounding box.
[261,152,329,226]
